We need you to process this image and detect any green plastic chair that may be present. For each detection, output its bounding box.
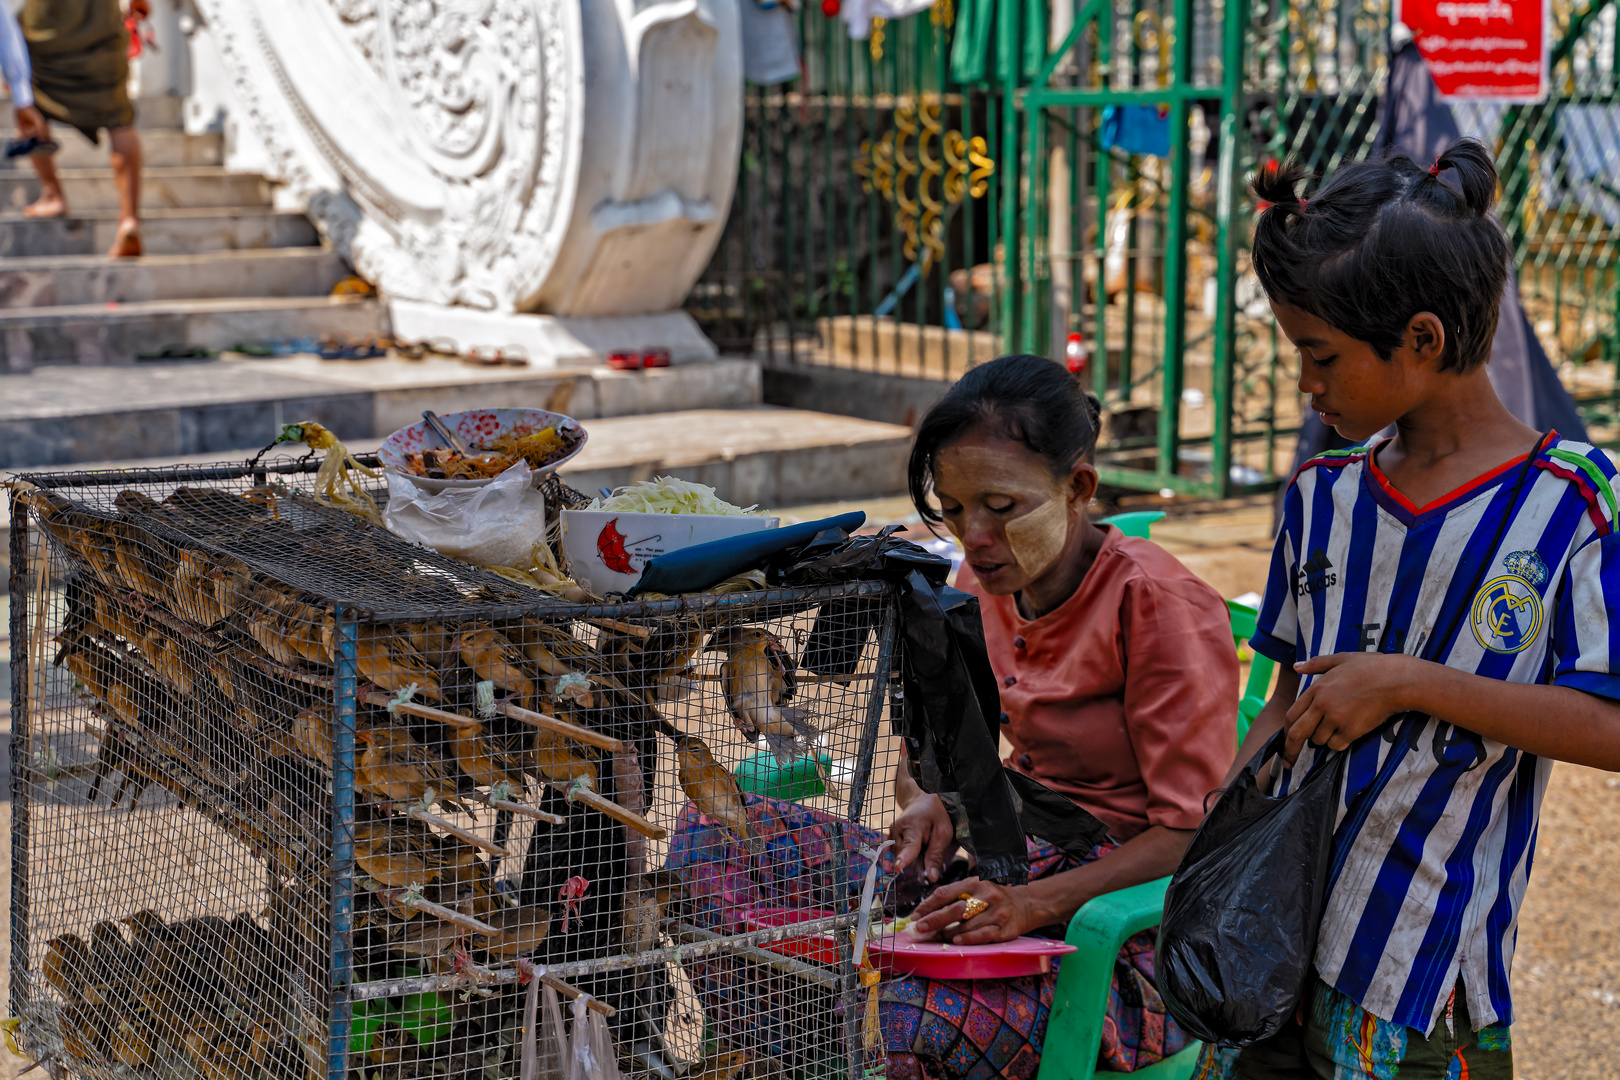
[1098,510,1167,539]
[1038,596,1274,1080]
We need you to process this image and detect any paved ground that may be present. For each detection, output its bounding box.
[0,494,1616,1076]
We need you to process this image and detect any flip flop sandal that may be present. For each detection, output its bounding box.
[463,345,504,366]
[5,137,59,159]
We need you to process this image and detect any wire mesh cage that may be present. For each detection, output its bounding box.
[6,456,904,1080]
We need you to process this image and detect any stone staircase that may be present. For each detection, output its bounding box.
[0,97,912,510]
[0,97,384,369]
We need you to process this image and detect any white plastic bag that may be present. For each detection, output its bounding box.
[568,996,622,1080]
[384,461,546,569]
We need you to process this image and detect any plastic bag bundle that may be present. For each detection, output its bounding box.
[1156,733,1344,1046]
[384,461,547,569]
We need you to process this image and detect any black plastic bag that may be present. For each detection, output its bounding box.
[1156,733,1344,1046]
[773,529,1036,884]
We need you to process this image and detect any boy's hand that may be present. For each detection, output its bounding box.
[1285,653,1422,764]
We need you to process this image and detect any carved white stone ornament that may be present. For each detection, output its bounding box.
[192,0,741,319]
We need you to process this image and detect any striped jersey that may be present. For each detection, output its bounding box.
[1252,433,1620,1034]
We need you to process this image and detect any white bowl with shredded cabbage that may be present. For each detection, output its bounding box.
[561,477,778,597]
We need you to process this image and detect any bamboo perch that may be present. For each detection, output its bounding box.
[556,782,667,841]
[500,703,625,752]
[408,808,512,858]
[369,882,502,938]
[683,669,877,684]
[539,974,617,1017]
[584,618,651,639]
[491,798,566,825]
[360,691,482,729]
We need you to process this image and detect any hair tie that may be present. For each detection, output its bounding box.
[1256,199,1273,212]
[1429,156,1443,177]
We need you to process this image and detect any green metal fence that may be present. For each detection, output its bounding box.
[685,0,1620,496]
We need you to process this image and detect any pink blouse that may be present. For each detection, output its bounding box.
[961,526,1238,840]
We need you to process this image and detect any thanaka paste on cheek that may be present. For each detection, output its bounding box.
[1004,495,1069,578]
[933,445,1071,576]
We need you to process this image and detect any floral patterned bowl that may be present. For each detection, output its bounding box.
[377,408,588,493]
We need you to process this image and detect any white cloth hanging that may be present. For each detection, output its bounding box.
[840,0,935,41]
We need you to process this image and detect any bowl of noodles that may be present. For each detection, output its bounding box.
[378,408,588,492]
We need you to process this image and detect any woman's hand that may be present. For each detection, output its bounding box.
[1285,652,1420,764]
[889,792,955,885]
[14,106,45,142]
[908,878,1042,945]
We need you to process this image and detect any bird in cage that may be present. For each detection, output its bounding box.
[623,870,686,954]
[108,1015,155,1066]
[710,626,819,765]
[480,903,554,960]
[353,819,472,889]
[43,933,92,1005]
[357,726,472,813]
[669,731,763,856]
[321,616,444,699]
[530,721,601,786]
[598,621,705,704]
[167,548,230,625]
[56,1001,108,1065]
[447,720,529,792]
[458,628,540,711]
[108,519,176,603]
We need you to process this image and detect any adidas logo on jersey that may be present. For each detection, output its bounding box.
[1294,548,1338,596]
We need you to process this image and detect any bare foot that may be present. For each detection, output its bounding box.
[23,194,67,218]
[107,219,142,258]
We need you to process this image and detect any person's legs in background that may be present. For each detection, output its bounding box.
[106,122,140,255]
[23,114,66,218]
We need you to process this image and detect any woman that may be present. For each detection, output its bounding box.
[881,354,1238,1078]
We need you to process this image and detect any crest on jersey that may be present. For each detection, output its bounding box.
[1470,550,1547,654]
[1503,549,1548,588]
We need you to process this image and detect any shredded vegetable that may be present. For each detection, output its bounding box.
[587,476,764,516]
[278,421,382,525]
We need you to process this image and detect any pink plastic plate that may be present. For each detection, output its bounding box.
[867,931,1077,979]
[744,906,842,966]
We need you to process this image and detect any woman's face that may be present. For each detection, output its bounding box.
[932,429,1083,596]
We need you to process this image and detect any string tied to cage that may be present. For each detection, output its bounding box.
[476,680,499,720]
[387,683,419,714]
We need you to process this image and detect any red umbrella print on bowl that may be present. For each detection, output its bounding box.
[596,518,663,575]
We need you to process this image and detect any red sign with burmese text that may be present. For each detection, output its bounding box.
[1400,0,1549,102]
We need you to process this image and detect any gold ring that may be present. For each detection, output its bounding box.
[957,893,989,920]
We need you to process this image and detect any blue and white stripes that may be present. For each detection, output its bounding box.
[1253,436,1620,1034]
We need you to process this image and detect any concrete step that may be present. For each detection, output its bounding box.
[0,208,320,256]
[0,295,387,370]
[0,129,224,170]
[556,407,911,507]
[0,404,908,511]
[0,355,765,469]
[1,93,184,131]
[0,166,272,213]
[0,248,351,307]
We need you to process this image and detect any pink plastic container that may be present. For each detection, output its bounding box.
[867,932,1077,979]
[743,906,843,966]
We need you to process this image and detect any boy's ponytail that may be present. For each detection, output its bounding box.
[1432,140,1499,218]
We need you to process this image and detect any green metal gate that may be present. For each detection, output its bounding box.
[686,0,1620,497]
